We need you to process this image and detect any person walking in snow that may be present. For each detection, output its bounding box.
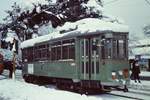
[132,60,141,83]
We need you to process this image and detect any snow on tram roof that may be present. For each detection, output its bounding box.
[21,18,129,49]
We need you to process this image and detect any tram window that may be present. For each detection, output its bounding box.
[34,44,49,60]
[82,62,84,73]
[62,39,75,60]
[30,48,34,61]
[22,49,28,62]
[92,62,94,74]
[62,46,68,59]
[86,62,89,73]
[50,39,75,61]
[106,40,112,59]
[92,39,99,55]
[96,62,99,74]
[101,45,105,59]
[86,41,89,56]
[69,45,75,59]
[41,49,47,58]
[118,40,125,58]
[51,47,56,60]
[23,47,34,62]
[56,47,61,60]
[101,39,112,59]
[113,39,126,59]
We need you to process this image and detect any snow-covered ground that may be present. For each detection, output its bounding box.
[140,71,150,77]
[0,70,150,100]
[0,79,134,100]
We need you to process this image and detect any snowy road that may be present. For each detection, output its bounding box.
[0,70,150,100]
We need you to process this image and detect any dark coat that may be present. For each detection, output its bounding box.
[132,61,140,74]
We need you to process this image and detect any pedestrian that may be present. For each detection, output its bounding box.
[132,60,141,83]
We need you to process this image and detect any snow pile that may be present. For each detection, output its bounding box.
[129,38,150,47]
[58,18,129,33]
[21,18,128,49]
[132,47,150,55]
[21,31,63,48]
[0,49,14,61]
[0,79,102,100]
[129,38,150,56]
[140,71,150,77]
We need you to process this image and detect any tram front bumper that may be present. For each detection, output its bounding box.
[101,79,130,87]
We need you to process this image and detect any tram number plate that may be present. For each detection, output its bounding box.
[28,64,34,74]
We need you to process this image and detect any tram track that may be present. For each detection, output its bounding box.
[108,90,150,100]
[107,92,143,100]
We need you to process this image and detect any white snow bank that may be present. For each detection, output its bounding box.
[131,47,150,55]
[0,49,14,61]
[129,38,150,47]
[140,71,150,77]
[0,79,102,100]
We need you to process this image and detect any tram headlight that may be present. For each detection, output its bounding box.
[112,72,117,80]
[118,70,123,75]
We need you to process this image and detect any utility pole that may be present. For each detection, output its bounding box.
[12,38,17,80]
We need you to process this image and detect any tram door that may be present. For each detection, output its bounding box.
[80,37,100,80]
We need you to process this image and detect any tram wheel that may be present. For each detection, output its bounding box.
[123,85,128,92]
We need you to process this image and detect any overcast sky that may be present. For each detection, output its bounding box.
[0,0,150,38]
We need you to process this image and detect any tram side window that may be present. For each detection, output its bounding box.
[62,39,75,60]
[51,47,56,60]
[28,47,34,62]
[34,44,49,61]
[113,39,126,59]
[118,40,124,58]
[22,49,28,62]
[51,41,61,61]
[35,47,41,60]
[62,45,68,59]
[23,47,34,62]
[50,39,75,61]
[41,45,49,59]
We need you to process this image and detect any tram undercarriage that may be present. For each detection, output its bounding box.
[23,74,128,94]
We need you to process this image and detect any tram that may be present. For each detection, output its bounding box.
[21,18,130,93]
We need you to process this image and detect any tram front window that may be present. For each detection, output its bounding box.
[101,36,127,59]
[101,38,113,59]
[113,39,127,59]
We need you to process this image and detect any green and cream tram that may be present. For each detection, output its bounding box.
[21,18,130,93]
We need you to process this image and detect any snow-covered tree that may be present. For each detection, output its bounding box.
[143,24,150,37]
[0,0,105,41]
